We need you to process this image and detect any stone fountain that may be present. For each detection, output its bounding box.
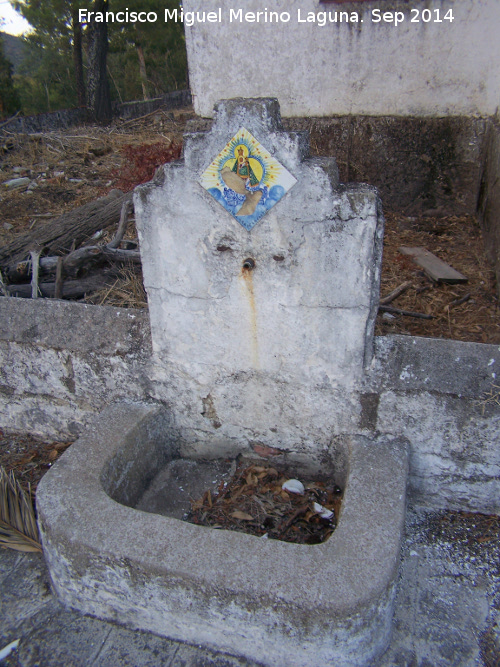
[37,98,409,666]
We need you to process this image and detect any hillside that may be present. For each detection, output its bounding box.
[0,31,26,73]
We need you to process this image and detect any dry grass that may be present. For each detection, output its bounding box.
[0,466,41,553]
[0,107,195,246]
[84,266,148,308]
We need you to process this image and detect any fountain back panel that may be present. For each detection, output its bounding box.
[133,98,385,462]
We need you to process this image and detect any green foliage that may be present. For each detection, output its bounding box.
[9,0,188,114]
[0,35,21,118]
[0,32,26,74]
[107,0,188,102]
[14,37,77,114]
[12,0,84,48]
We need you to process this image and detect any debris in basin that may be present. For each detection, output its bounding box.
[187,462,343,545]
[281,479,305,495]
[313,502,335,519]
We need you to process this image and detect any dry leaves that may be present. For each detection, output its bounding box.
[0,430,73,497]
[187,462,343,545]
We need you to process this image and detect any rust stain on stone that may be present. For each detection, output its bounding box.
[240,264,259,368]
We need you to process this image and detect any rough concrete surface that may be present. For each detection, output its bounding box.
[284,115,488,217]
[0,300,152,439]
[185,113,490,219]
[36,402,409,666]
[1,505,498,666]
[183,0,500,118]
[134,97,384,460]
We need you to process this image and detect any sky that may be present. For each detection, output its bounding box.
[0,1,31,36]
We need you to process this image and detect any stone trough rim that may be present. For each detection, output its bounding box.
[37,401,409,617]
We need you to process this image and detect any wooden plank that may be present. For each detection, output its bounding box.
[398,247,468,283]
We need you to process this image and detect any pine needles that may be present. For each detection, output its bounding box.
[0,466,42,553]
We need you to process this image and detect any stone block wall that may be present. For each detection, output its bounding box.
[285,115,488,217]
[0,90,191,134]
[363,336,500,515]
[0,299,151,439]
[0,297,498,515]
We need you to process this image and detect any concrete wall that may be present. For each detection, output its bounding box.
[0,299,151,439]
[134,98,385,463]
[0,90,191,134]
[0,297,498,514]
[365,335,500,514]
[183,0,500,119]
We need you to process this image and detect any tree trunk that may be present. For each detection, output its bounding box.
[44,81,51,112]
[87,0,112,123]
[72,8,86,108]
[6,274,119,299]
[136,45,149,100]
[0,190,132,269]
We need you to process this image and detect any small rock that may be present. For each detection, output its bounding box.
[382,312,396,320]
[89,143,112,157]
[3,177,31,190]
[282,479,305,495]
[313,502,334,519]
[2,139,15,152]
[3,222,13,230]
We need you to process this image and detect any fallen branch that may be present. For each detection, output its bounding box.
[6,274,119,299]
[0,189,132,269]
[54,256,64,299]
[379,305,434,320]
[115,107,172,128]
[446,293,471,309]
[30,250,40,299]
[102,246,141,263]
[107,200,133,249]
[0,270,9,297]
[0,110,20,130]
[379,281,413,305]
[6,243,141,283]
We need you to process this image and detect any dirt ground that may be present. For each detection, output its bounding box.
[0,106,499,342]
[377,212,499,344]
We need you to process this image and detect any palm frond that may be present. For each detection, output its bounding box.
[0,466,42,553]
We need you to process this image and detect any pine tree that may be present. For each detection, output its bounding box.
[86,0,112,123]
[0,35,21,118]
[109,0,187,101]
[12,0,86,106]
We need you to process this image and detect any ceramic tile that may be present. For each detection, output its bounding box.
[200,127,296,230]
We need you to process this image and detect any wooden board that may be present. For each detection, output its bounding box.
[399,247,468,283]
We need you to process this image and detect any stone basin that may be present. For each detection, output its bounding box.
[37,402,409,667]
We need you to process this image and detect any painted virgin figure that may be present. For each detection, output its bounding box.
[221,145,264,216]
